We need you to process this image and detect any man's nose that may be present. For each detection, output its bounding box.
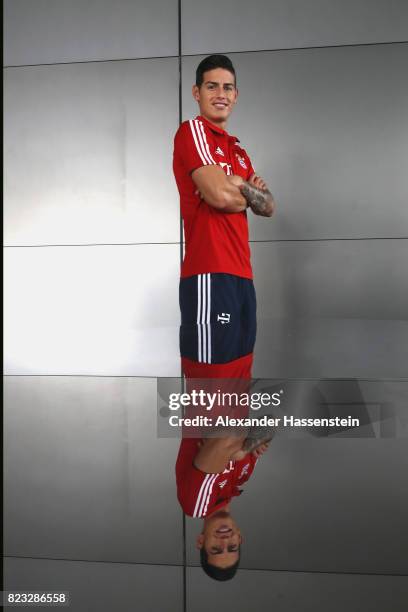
[218,533,232,540]
[215,86,226,96]
[218,540,229,551]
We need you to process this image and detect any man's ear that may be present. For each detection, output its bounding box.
[192,84,200,102]
[196,534,204,549]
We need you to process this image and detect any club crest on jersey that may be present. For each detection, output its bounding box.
[235,153,247,169]
[215,146,224,156]
[239,463,250,478]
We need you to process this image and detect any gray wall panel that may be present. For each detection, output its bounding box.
[186,436,408,573]
[253,317,408,379]
[4,0,178,65]
[250,239,408,378]
[4,244,180,376]
[4,59,180,246]
[4,558,182,612]
[187,567,408,612]
[182,45,408,240]
[252,239,408,320]
[182,0,408,55]
[4,376,182,565]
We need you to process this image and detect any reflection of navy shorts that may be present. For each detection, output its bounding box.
[179,273,257,364]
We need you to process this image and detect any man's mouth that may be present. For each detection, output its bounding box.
[213,103,228,109]
[216,526,232,534]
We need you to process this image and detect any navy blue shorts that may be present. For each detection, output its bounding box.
[179,273,257,364]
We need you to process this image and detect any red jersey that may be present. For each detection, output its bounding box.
[176,438,257,518]
[173,115,255,279]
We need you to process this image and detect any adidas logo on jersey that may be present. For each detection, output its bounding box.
[218,479,228,489]
[215,146,224,156]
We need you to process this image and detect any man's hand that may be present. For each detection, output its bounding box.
[252,441,270,458]
[248,173,267,191]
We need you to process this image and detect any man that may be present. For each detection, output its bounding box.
[173,54,276,580]
[173,53,275,374]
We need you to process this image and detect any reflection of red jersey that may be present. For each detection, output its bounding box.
[176,438,257,518]
[181,353,253,379]
[173,115,255,279]
[180,354,253,437]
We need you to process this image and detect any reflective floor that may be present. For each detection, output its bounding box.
[4,375,408,610]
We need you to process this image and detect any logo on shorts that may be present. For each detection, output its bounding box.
[215,146,224,156]
[217,312,230,324]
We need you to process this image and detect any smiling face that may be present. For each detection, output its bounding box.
[192,68,238,129]
[196,510,242,569]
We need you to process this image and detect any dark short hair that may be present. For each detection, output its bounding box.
[195,54,237,88]
[200,547,240,581]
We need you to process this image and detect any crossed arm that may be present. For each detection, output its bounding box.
[237,174,275,217]
[191,165,276,217]
[194,437,271,474]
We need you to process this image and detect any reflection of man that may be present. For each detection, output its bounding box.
[176,436,269,581]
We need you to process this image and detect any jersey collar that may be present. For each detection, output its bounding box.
[196,115,240,143]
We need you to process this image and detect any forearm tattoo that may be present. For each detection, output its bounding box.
[240,182,274,216]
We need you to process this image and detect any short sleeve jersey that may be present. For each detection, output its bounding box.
[176,438,257,517]
[173,115,255,279]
